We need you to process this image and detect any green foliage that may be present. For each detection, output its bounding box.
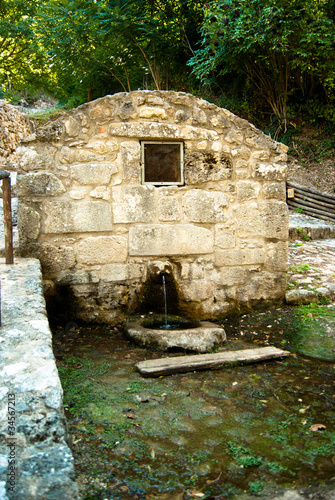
[248,480,265,495]
[34,0,204,103]
[0,0,57,95]
[227,441,263,467]
[189,0,335,133]
[288,263,310,274]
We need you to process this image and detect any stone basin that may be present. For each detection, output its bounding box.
[125,319,226,352]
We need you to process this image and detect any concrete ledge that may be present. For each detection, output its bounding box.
[0,258,79,499]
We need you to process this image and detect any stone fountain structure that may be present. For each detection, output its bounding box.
[16,91,289,327]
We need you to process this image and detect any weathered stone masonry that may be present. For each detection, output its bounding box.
[17,91,289,322]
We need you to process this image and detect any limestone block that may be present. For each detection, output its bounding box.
[89,186,110,200]
[139,107,167,119]
[179,280,214,302]
[265,241,288,271]
[76,236,128,264]
[88,102,115,123]
[69,187,87,199]
[237,181,260,202]
[238,272,286,303]
[109,122,218,141]
[225,129,244,144]
[17,172,65,197]
[182,190,228,223]
[118,101,137,120]
[38,244,76,273]
[215,247,265,267]
[181,261,205,280]
[169,94,194,107]
[219,267,247,286]
[212,142,222,152]
[215,225,236,249]
[250,149,271,161]
[197,140,208,150]
[235,156,249,169]
[236,169,249,180]
[43,201,112,233]
[128,262,144,279]
[81,139,119,157]
[259,201,289,240]
[18,204,41,241]
[56,271,99,284]
[233,203,264,237]
[175,110,190,122]
[112,186,155,223]
[70,163,117,185]
[245,130,272,149]
[99,263,128,281]
[16,145,57,171]
[137,95,164,106]
[129,224,214,256]
[59,146,76,164]
[285,289,318,305]
[252,163,287,181]
[121,141,141,182]
[184,151,232,184]
[158,197,181,221]
[65,116,80,137]
[192,108,208,125]
[263,182,286,200]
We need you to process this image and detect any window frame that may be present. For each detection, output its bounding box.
[141,140,184,186]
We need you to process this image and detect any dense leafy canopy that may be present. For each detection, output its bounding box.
[189,0,335,132]
[34,0,204,103]
[0,0,334,129]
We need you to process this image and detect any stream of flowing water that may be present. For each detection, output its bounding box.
[162,272,169,328]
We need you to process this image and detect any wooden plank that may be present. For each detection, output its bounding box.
[287,200,335,222]
[294,193,335,212]
[136,346,290,377]
[287,180,335,202]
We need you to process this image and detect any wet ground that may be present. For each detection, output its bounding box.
[52,305,335,500]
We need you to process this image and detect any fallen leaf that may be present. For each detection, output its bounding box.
[189,491,205,498]
[131,422,141,427]
[310,424,326,432]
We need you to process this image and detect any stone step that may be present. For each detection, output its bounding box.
[289,211,335,241]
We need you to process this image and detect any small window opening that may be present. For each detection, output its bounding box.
[141,141,184,185]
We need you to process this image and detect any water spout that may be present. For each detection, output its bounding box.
[162,272,169,328]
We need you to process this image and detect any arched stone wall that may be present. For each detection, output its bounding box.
[17,91,289,322]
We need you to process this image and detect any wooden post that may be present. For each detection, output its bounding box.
[0,170,13,264]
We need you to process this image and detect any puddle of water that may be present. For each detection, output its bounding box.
[52,306,335,499]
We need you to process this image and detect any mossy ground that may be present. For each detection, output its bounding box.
[52,305,335,499]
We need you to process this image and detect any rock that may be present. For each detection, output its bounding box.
[0,102,34,164]
[125,320,226,352]
[285,289,318,305]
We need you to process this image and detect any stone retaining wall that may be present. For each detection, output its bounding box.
[17,91,289,322]
[0,258,79,499]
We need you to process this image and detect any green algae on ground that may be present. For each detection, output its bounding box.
[52,309,335,499]
[285,304,335,361]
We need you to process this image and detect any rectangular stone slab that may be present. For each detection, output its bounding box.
[136,346,290,377]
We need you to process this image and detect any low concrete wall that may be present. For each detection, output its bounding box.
[0,258,79,499]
